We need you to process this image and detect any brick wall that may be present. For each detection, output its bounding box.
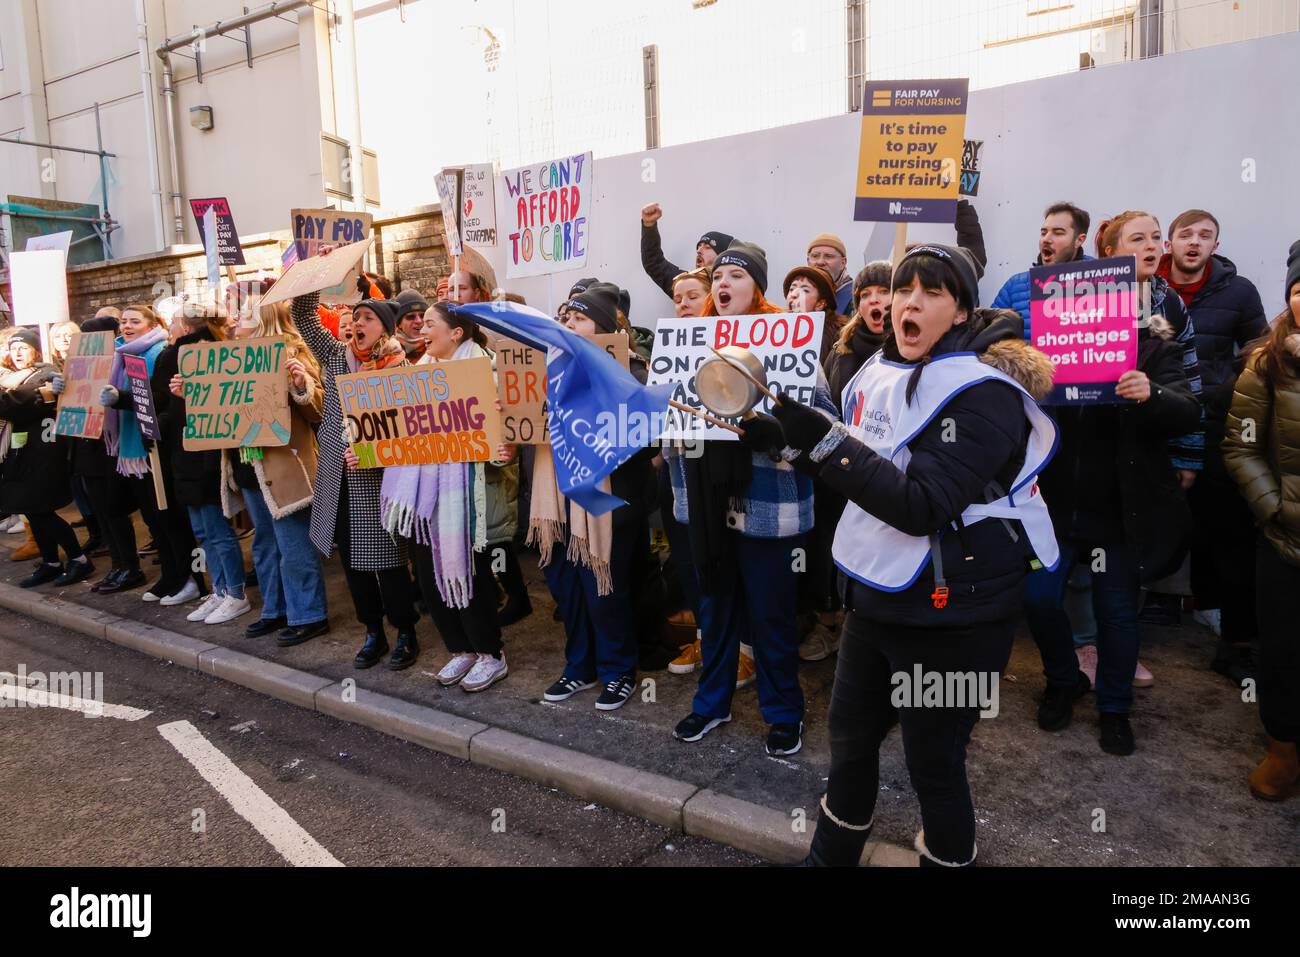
[0,205,451,326]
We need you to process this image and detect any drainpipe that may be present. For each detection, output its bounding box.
[135,0,167,250]
[155,0,314,245]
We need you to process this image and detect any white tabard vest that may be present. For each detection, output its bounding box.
[832,351,1060,599]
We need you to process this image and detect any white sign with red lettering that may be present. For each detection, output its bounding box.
[647,312,825,440]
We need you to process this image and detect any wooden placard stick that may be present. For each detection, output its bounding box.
[891,222,909,267]
[149,446,168,510]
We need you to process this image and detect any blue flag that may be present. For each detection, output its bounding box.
[451,300,674,516]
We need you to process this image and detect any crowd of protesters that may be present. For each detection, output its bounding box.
[1,194,1296,867]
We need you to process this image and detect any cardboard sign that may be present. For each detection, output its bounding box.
[9,249,70,327]
[189,197,245,265]
[178,336,291,450]
[336,358,504,467]
[122,354,161,441]
[960,138,982,197]
[501,151,591,279]
[1030,255,1139,405]
[55,331,114,439]
[461,163,497,249]
[24,230,73,256]
[648,313,825,440]
[290,209,373,303]
[435,170,464,257]
[261,237,374,307]
[491,332,630,445]
[854,79,969,223]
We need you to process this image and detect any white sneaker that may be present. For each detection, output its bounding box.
[205,594,252,625]
[461,652,508,692]
[436,652,479,687]
[160,579,201,606]
[187,592,225,622]
[1191,608,1222,636]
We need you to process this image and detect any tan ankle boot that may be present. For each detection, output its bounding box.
[1249,739,1299,801]
[10,521,40,562]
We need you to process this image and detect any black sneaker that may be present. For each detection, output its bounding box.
[1099,712,1136,756]
[19,562,64,588]
[766,721,803,756]
[100,568,146,594]
[53,558,94,587]
[353,631,389,669]
[673,711,731,743]
[1037,670,1091,732]
[277,620,330,647]
[543,675,597,702]
[595,675,636,711]
[244,615,288,638]
[387,631,420,670]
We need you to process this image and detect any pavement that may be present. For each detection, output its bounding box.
[1,512,1295,866]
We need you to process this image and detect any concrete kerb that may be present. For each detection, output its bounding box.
[0,585,916,865]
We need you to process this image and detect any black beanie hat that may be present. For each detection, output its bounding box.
[568,277,599,298]
[9,327,42,354]
[853,260,894,300]
[713,240,768,294]
[896,243,981,309]
[1285,240,1300,303]
[567,282,620,334]
[355,298,400,335]
[394,288,428,320]
[697,230,734,255]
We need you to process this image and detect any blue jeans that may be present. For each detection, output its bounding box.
[694,532,804,725]
[1023,540,1141,714]
[242,486,327,625]
[187,504,245,599]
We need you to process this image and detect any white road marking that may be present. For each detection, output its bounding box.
[157,719,343,867]
[0,672,152,721]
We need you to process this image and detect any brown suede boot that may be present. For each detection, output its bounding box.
[1248,739,1299,801]
[10,521,40,562]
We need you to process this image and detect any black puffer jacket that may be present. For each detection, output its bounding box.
[815,311,1055,627]
[0,364,73,514]
[1038,320,1202,583]
[155,328,224,508]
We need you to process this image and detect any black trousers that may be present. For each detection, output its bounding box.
[334,491,416,632]
[26,512,83,565]
[83,477,139,571]
[825,606,1015,865]
[497,540,530,606]
[128,474,200,595]
[411,540,502,657]
[1190,474,1258,643]
[1256,539,1300,743]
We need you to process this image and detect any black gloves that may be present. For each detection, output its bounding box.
[737,412,785,458]
[772,395,832,453]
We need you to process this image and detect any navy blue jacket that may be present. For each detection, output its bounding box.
[992,253,1094,340]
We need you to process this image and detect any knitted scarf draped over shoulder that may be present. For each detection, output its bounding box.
[103,327,169,477]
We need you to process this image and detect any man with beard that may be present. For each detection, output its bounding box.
[1152,210,1267,675]
[992,202,1092,340]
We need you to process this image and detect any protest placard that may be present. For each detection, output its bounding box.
[54,331,114,439]
[24,230,73,256]
[177,336,290,451]
[491,332,630,444]
[260,237,373,307]
[9,249,70,328]
[854,79,969,223]
[501,151,591,279]
[336,358,504,468]
[1030,255,1139,405]
[648,312,825,440]
[435,170,464,257]
[960,138,982,196]
[461,163,497,249]
[122,354,161,441]
[189,197,245,265]
[290,208,373,303]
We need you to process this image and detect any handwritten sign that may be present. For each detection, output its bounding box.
[261,238,373,308]
[178,336,290,450]
[501,151,591,278]
[490,333,630,445]
[648,312,825,441]
[336,358,504,468]
[55,331,114,439]
[290,208,373,303]
[461,163,497,249]
[854,79,969,223]
[122,354,161,441]
[1030,255,1139,405]
[189,197,245,265]
[435,170,464,257]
